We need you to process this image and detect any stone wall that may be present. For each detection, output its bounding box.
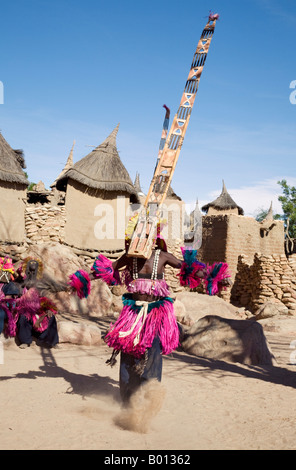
[24,203,185,294]
[231,253,296,314]
[164,238,184,293]
[0,201,291,313]
[0,242,27,261]
[0,203,66,262]
[25,204,66,246]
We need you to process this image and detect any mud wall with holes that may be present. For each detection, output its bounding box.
[198,214,285,276]
[197,214,285,303]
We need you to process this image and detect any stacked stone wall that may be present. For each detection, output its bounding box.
[0,203,292,313]
[231,253,296,314]
[164,238,184,293]
[0,203,66,262]
[25,204,66,245]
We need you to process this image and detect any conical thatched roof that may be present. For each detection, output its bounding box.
[134,172,142,193]
[201,180,244,215]
[134,172,145,197]
[51,140,75,189]
[166,184,182,201]
[265,201,273,221]
[55,124,137,198]
[0,133,29,186]
[133,172,181,201]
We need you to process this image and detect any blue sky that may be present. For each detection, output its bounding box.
[1,0,295,217]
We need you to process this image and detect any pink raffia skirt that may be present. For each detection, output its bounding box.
[105,294,179,358]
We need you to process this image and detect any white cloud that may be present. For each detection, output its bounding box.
[254,0,296,25]
[193,178,296,218]
[225,180,283,217]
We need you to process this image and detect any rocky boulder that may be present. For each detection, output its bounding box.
[254,300,289,320]
[23,242,84,280]
[175,291,247,324]
[20,242,113,318]
[58,320,102,346]
[181,315,276,366]
[252,300,296,335]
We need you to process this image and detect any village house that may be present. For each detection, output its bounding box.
[1,128,296,314]
[199,180,285,273]
[0,133,28,243]
[55,124,139,253]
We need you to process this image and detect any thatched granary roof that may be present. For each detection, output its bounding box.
[166,184,182,201]
[51,140,75,189]
[55,124,138,199]
[134,172,142,193]
[134,172,145,197]
[201,180,244,215]
[0,132,29,186]
[265,201,273,221]
[133,171,182,201]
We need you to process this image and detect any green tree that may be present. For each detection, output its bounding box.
[254,206,281,223]
[24,172,36,191]
[277,179,296,238]
[254,207,269,222]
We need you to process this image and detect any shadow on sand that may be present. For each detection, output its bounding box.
[0,345,120,401]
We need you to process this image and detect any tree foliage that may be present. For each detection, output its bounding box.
[24,172,36,191]
[254,207,281,223]
[277,179,296,238]
[255,207,269,222]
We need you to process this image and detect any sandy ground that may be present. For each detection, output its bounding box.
[1,330,296,451]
